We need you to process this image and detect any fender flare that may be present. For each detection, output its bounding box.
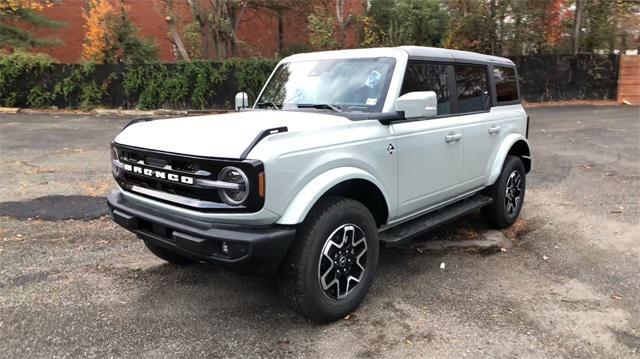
[276,167,391,225]
[486,134,531,186]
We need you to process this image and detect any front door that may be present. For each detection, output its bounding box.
[392,118,465,218]
[391,61,464,219]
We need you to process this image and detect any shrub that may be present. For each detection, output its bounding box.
[0,50,56,107]
[0,52,279,109]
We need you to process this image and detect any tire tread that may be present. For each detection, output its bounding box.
[277,196,377,323]
[482,155,526,228]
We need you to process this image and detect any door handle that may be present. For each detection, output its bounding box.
[488,126,501,135]
[445,133,462,143]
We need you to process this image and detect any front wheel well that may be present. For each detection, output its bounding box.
[319,179,389,227]
[507,140,531,173]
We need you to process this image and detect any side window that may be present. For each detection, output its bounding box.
[454,65,490,113]
[493,66,519,103]
[400,62,451,115]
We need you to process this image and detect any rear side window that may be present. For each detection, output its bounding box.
[454,65,490,113]
[493,66,519,103]
[401,62,451,115]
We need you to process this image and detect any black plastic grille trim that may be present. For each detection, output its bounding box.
[112,143,264,213]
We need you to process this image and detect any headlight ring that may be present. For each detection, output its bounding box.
[217,166,249,206]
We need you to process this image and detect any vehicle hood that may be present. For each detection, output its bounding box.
[114,110,352,159]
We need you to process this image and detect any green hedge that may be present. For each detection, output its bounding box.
[0,51,278,110]
[0,51,620,109]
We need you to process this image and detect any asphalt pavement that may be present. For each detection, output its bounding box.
[0,105,639,358]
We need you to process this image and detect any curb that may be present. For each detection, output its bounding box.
[0,107,229,117]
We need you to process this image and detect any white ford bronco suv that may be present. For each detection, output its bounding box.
[108,46,531,323]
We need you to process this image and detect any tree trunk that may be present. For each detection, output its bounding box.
[335,0,344,48]
[161,1,191,61]
[277,7,284,54]
[573,0,584,54]
[229,4,245,58]
[512,13,523,55]
[489,0,497,55]
[212,0,225,60]
[167,18,191,61]
[496,6,504,55]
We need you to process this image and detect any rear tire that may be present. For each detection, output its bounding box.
[482,155,526,229]
[144,240,196,265]
[277,196,379,323]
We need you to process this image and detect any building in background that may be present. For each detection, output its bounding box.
[17,0,366,63]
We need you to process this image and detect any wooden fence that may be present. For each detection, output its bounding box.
[617,55,640,104]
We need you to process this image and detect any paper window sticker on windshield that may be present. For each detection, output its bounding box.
[366,98,378,106]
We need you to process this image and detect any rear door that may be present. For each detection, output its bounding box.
[449,64,496,191]
[391,61,465,218]
[459,64,522,189]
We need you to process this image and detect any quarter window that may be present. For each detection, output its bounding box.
[454,65,490,113]
[493,66,519,103]
[400,62,451,115]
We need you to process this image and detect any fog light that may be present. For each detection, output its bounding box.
[220,242,230,255]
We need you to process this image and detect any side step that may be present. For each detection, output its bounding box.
[379,194,493,247]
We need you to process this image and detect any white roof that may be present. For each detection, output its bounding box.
[283,46,514,66]
[399,46,514,65]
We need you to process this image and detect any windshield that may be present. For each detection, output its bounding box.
[256,57,396,113]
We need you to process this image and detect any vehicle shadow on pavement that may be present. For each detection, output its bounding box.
[121,213,513,326]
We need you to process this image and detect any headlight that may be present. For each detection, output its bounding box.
[218,166,249,206]
[111,146,121,177]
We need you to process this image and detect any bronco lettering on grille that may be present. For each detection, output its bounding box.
[123,163,194,184]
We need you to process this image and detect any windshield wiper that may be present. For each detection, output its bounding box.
[255,101,280,110]
[297,103,342,112]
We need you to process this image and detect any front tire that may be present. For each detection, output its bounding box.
[482,155,526,228]
[277,196,379,323]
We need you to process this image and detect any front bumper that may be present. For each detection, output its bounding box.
[107,191,296,275]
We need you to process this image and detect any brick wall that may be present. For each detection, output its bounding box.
[21,0,365,63]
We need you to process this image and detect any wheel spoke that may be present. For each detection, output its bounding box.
[504,170,524,216]
[341,225,354,247]
[514,174,521,189]
[320,266,338,291]
[318,224,368,300]
[355,246,367,272]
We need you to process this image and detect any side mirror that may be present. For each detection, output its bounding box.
[394,91,437,119]
[235,92,249,111]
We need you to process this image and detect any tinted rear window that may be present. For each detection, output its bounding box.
[493,66,519,103]
[454,65,490,113]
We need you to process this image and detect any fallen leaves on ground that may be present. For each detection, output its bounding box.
[503,218,530,240]
[79,180,112,196]
[457,227,480,240]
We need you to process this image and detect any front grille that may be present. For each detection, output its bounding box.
[112,143,264,212]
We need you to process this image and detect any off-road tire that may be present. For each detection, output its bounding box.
[482,155,526,228]
[144,240,196,265]
[277,196,379,323]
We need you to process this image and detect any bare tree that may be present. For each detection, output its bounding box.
[336,0,359,48]
[163,0,191,60]
[160,0,306,60]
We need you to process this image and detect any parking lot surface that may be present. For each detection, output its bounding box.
[1,106,639,358]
